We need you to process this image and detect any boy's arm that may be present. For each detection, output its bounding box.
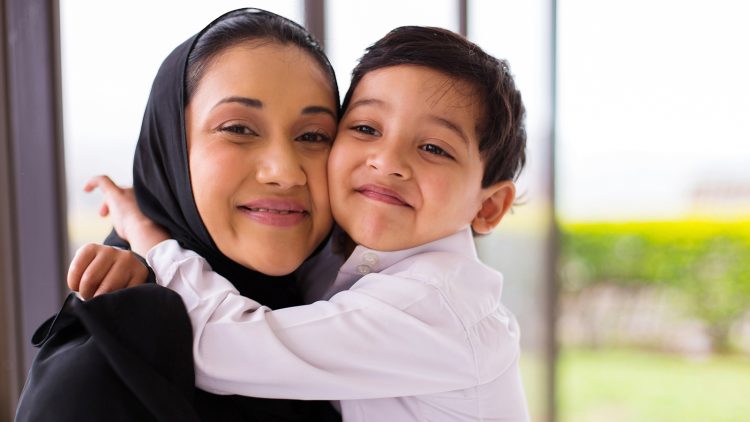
[84,175,169,255]
[66,175,168,299]
[147,240,519,400]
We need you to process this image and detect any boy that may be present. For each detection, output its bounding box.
[73,26,529,421]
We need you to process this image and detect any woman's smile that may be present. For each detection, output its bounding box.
[238,197,309,227]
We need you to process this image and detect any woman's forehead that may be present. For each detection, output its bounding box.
[195,42,334,100]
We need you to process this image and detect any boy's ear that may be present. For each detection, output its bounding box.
[471,181,516,234]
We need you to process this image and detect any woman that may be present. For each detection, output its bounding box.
[16,8,341,422]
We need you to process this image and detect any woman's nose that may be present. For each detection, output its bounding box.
[365,139,412,179]
[255,139,307,189]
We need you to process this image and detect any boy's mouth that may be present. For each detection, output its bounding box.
[355,184,411,207]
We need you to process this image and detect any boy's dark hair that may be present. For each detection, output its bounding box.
[186,8,339,112]
[342,26,526,187]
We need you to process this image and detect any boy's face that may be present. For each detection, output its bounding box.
[328,65,491,251]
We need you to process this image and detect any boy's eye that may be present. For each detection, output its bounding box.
[420,143,454,159]
[220,124,256,136]
[352,125,380,137]
[297,131,333,144]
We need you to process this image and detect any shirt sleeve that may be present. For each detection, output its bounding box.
[146,239,480,400]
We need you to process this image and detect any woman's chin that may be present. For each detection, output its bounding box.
[236,254,305,277]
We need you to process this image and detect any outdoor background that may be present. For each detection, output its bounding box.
[59,1,750,421]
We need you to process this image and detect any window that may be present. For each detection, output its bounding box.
[556,1,750,420]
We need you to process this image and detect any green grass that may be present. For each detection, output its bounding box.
[557,348,750,422]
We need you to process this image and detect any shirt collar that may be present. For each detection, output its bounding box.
[338,227,478,277]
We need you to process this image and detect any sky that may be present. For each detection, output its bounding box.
[59,0,750,237]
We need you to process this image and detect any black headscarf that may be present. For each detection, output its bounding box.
[124,9,311,310]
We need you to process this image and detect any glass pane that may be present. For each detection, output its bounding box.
[557,0,750,421]
[470,1,555,421]
[60,1,304,253]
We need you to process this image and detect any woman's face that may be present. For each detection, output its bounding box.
[185,41,337,275]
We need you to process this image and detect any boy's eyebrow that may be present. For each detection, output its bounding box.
[348,98,469,144]
[213,96,263,110]
[429,114,469,145]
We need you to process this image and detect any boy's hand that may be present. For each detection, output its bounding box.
[85,175,169,256]
[68,243,149,300]
[84,175,147,241]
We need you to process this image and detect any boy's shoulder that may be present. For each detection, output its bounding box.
[388,247,501,282]
[384,249,506,323]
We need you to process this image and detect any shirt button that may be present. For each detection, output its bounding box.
[356,264,372,275]
[362,252,379,266]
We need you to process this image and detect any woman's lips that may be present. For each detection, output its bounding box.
[355,184,410,207]
[238,199,308,227]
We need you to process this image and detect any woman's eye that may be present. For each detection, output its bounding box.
[297,131,333,143]
[352,125,380,137]
[420,143,454,159]
[220,124,256,136]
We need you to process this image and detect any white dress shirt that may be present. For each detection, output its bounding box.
[147,227,529,421]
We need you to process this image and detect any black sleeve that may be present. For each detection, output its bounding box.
[16,285,201,422]
[103,228,157,285]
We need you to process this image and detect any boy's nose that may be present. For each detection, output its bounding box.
[256,139,307,188]
[365,142,412,179]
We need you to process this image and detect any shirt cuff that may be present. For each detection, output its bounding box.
[145,239,196,287]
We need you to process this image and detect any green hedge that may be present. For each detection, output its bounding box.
[561,220,750,287]
[560,220,750,351]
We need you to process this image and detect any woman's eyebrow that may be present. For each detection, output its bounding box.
[210,97,335,120]
[301,105,337,120]
[212,96,263,110]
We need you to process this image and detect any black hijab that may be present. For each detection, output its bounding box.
[128,9,311,310]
